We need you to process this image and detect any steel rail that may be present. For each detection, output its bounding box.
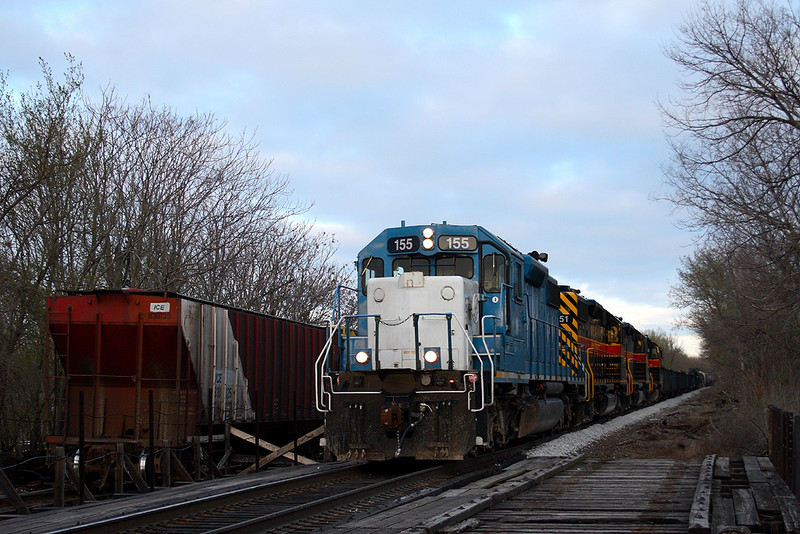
[206,444,530,533]
[50,444,529,534]
[47,462,366,534]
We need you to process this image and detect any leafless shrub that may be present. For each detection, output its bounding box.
[0,56,352,452]
[661,0,800,441]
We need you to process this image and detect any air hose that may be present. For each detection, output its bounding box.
[394,403,432,458]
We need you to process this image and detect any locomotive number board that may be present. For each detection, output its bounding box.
[387,236,420,253]
[388,235,478,253]
[438,235,477,250]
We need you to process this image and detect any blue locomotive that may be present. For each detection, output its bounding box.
[315,222,673,461]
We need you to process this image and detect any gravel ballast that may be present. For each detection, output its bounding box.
[525,390,703,458]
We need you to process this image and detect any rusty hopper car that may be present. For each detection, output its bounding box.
[45,290,325,455]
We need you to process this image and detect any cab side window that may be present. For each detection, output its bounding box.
[481,253,506,293]
[360,257,384,295]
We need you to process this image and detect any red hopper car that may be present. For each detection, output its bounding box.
[45,290,325,459]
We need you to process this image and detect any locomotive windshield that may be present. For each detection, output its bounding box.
[391,254,474,278]
[361,252,477,293]
[392,255,431,276]
[435,255,474,278]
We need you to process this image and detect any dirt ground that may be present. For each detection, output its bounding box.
[582,387,758,460]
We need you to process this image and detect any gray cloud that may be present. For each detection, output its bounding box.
[1,0,701,354]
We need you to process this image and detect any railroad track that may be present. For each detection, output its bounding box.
[5,393,719,533]
[46,445,527,533]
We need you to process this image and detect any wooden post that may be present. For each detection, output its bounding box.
[207,387,214,479]
[148,390,155,491]
[217,447,233,473]
[163,440,172,488]
[78,390,85,505]
[793,414,799,496]
[201,447,223,478]
[114,443,124,494]
[224,424,231,475]
[193,442,200,481]
[54,446,65,507]
[293,388,298,466]
[768,406,776,466]
[254,388,260,473]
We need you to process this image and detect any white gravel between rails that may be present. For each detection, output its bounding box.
[525,389,702,458]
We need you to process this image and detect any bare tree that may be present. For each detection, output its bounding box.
[662,0,800,251]
[661,0,800,414]
[0,56,349,452]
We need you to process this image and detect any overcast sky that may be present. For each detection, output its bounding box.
[1,1,705,355]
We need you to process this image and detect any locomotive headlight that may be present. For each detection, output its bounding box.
[422,227,435,249]
[423,349,440,364]
[355,350,370,365]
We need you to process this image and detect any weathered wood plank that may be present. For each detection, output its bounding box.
[65,460,97,501]
[756,456,774,471]
[731,488,760,528]
[759,464,800,533]
[775,496,800,534]
[122,454,149,492]
[228,426,316,465]
[0,464,29,514]
[714,456,730,479]
[411,457,701,534]
[742,456,766,483]
[689,454,715,534]
[748,481,779,514]
[240,425,323,473]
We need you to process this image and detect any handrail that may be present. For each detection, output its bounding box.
[314,318,344,412]
[315,313,382,411]
[413,311,495,411]
[475,314,501,409]
[313,311,496,413]
[330,284,358,324]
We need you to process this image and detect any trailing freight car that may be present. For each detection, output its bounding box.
[45,290,325,459]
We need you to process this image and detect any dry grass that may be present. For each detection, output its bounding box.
[583,387,767,460]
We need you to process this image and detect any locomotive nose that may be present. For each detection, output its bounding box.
[380,404,406,430]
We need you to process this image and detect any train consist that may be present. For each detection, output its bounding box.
[46,290,325,466]
[316,222,706,461]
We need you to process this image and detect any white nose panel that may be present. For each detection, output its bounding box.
[366,274,478,370]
